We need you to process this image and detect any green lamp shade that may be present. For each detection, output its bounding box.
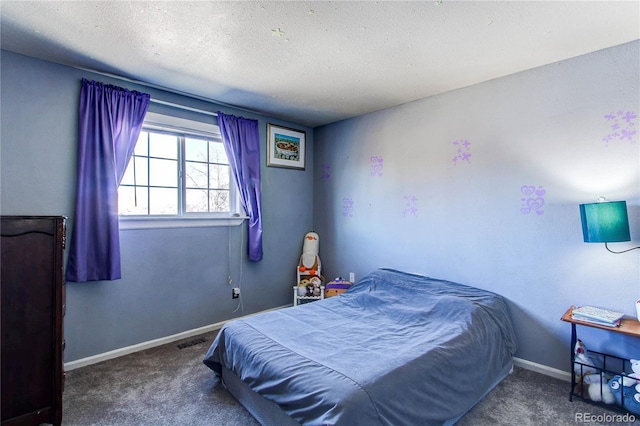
[579,201,631,243]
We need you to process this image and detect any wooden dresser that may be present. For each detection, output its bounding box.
[1,216,66,426]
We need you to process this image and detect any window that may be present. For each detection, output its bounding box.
[118,112,244,228]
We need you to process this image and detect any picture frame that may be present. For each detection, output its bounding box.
[267,123,306,170]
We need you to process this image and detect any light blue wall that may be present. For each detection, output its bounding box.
[313,41,640,372]
[0,50,314,362]
[3,41,639,373]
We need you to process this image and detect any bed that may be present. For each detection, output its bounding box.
[203,268,517,425]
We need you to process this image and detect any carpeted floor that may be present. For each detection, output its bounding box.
[62,330,638,425]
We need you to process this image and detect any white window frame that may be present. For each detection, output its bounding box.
[119,112,247,230]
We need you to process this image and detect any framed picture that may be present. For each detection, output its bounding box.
[267,123,306,170]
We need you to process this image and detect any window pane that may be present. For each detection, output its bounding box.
[149,187,178,214]
[149,133,178,159]
[185,161,208,189]
[185,188,209,212]
[209,142,227,164]
[134,157,149,186]
[185,138,208,162]
[149,158,177,187]
[210,190,230,212]
[121,157,148,186]
[209,164,230,189]
[134,132,149,156]
[118,186,148,215]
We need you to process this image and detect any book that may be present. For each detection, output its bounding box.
[571,315,621,327]
[571,305,624,325]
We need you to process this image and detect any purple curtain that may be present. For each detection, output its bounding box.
[217,112,263,261]
[66,79,150,282]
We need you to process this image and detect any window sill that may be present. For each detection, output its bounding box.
[119,215,248,230]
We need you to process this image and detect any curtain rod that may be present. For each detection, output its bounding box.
[149,98,218,117]
[74,65,257,118]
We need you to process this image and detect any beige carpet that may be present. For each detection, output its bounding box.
[62,331,637,425]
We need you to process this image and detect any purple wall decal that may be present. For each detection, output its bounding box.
[343,197,354,217]
[321,163,331,179]
[370,156,384,176]
[402,195,418,217]
[520,185,545,215]
[452,139,471,165]
[603,111,637,145]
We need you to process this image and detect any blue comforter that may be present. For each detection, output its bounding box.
[204,269,517,425]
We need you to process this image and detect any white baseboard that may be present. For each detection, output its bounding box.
[513,356,571,382]
[65,307,572,382]
[64,304,291,371]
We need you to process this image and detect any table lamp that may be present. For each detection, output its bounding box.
[580,198,640,319]
[579,199,638,254]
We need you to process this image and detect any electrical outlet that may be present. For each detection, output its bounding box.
[349,272,355,282]
[232,287,240,299]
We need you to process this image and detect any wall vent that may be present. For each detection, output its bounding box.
[177,337,207,350]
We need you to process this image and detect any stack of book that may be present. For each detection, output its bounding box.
[572,305,624,327]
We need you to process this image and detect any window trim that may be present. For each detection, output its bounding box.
[118,112,246,228]
[119,214,247,230]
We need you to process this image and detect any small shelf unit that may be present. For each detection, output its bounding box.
[561,306,640,415]
[293,286,325,306]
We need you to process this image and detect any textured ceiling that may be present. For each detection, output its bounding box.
[1,1,638,127]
